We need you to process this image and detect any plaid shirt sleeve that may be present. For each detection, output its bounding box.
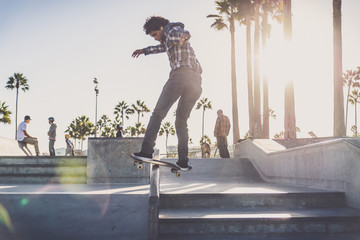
[166,28,191,46]
[143,44,166,55]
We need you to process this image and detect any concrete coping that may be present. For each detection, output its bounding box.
[240,138,360,156]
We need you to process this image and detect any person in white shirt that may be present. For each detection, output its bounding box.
[17,115,40,156]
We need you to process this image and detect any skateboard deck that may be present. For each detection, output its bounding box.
[121,151,184,177]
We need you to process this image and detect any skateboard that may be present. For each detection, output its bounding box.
[121,151,184,177]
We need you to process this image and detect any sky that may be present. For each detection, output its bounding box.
[0,0,359,155]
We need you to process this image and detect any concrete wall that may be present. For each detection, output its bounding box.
[87,137,149,184]
[234,139,360,209]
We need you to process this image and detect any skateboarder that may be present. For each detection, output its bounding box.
[131,16,202,170]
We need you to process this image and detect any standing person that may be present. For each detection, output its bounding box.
[214,110,231,158]
[48,117,57,156]
[131,16,202,170]
[17,115,40,156]
[65,134,75,156]
[116,124,123,138]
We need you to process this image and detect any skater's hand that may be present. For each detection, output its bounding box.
[132,49,144,58]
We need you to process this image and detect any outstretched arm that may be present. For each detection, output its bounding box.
[132,49,144,58]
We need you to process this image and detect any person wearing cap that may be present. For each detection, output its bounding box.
[48,117,57,156]
[17,115,40,156]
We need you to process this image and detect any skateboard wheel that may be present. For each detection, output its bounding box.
[171,169,176,173]
[176,172,181,177]
[137,164,143,170]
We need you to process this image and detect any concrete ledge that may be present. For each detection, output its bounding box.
[0,137,28,156]
[233,138,360,209]
[87,137,148,184]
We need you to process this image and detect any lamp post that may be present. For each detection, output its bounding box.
[93,77,99,137]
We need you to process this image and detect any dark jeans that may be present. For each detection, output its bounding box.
[217,136,230,158]
[141,68,202,164]
[49,140,55,156]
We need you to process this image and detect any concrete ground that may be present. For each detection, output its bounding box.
[0,184,149,240]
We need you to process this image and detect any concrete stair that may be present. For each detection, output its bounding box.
[0,156,87,184]
[158,158,360,240]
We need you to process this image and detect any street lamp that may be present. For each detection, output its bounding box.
[93,77,99,137]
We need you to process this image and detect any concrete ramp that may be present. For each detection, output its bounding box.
[159,158,263,183]
[0,137,27,156]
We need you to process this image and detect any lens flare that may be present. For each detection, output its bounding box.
[0,203,15,233]
[20,198,28,206]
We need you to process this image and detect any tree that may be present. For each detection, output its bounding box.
[159,121,176,157]
[114,101,134,127]
[343,69,360,135]
[333,0,346,137]
[208,0,240,143]
[253,0,262,138]
[132,100,150,124]
[0,101,12,124]
[66,115,94,152]
[5,72,29,139]
[200,135,212,145]
[239,0,255,138]
[283,0,297,139]
[97,114,115,137]
[196,97,212,137]
[260,0,282,138]
[348,89,360,137]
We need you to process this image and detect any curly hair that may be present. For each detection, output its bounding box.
[143,16,170,35]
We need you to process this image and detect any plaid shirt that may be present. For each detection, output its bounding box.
[214,114,231,137]
[142,22,202,74]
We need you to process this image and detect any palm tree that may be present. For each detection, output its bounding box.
[238,0,255,138]
[253,0,262,138]
[159,121,176,157]
[260,0,282,138]
[0,101,12,124]
[283,0,296,139]
[114,101,134,127]
[208,0,240,143]
[348,89,360,137]
[333,0,346,137]
[132,100,150,124]
[97,114,115,137]
[5,73,30,139]
[66,115,94,152]
[196,97,212,137]
[343,69,360,134]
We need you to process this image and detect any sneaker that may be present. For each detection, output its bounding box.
[132,151,153,161]
[175,161,193,171]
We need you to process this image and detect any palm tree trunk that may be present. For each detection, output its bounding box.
[15,88,19,139]
[202,109,205,137]
[230,16,240,143]
[345,86,351,135]
[166,135,168,158]
[262,9,269,139]
[246,16,254,138]
[333,0,346,137]
[283,0,297,139]
[355,101,358,136]
[253,2,262,138]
